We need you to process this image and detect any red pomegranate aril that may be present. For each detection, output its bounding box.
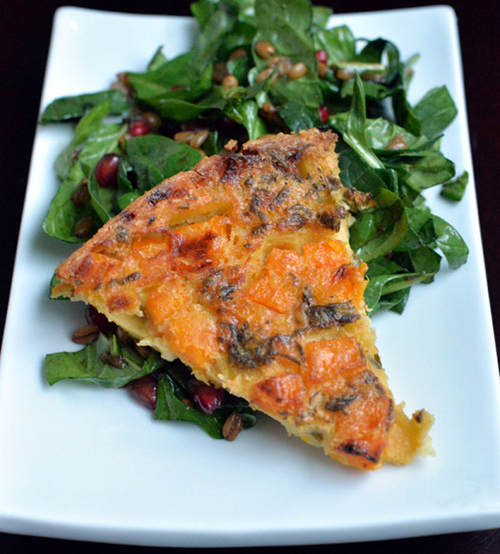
[85,305,116,334]
[128,375,157,410]
[319,105,331,123]
[129,118,151,137]
[192,385,225,415]
[316,49,328,65]
[94,153,120,188]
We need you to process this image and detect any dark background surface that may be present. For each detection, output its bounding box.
[1,0,499,552]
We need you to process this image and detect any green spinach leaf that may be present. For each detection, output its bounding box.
[45,334,164,388]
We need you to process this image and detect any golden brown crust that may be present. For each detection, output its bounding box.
[54,129,433,470]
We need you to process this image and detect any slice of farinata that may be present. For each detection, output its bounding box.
[53,129,434,470]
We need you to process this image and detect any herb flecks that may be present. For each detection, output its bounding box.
[306,301,360,328]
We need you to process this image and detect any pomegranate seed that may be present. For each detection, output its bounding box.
[128,375,157,410]
[85,305,116,334]
[319,105,331,123]
[94,153,120,188]
[316,49,328,65]
[192,384,225,415]
[129,118,151,137]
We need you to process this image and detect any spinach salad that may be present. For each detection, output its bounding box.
[42,0,469,440]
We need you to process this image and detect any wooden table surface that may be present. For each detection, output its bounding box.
[1,1,499,552]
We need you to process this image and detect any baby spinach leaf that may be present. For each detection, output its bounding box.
[125,135,204,191]
[54,101,117,182]
[432,215,469,269]
[335,138,387,196]
[85,165,114,224]
[403,151,455,192]
[127,52,210,101]
[155,367,257,439]
[226,99,267,140]
[43,118,127,242]
[278,99,320,133]
[147,46,168,71]
[413,85,458,140]
[314,25,356,66]
[270,73,323,113]
[441,170,469,201]
[312,5,333,31]
[408,246,441,281]
[343,74,384,170]
[150,86,228,121]
[117,191,141,211]
[254,0,316,68]
[365,118,431,152]
[365,271,435,312]
[190,2,238,72]
[127,55,216,122]
[392,88,422,137]
[45,334,164,388]
[41,90,130,123]
[350,189,409,262]
[155,373,225,439]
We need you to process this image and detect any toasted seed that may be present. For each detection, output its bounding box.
[336,68,356,81]
[116,326,134,346]
[262,101,277,115]
[288,62,308,80]
[213,61,229,84]
[385,133,408,150]
[229,48,246,61]
[135,343,152,360]
[256,67,273,82]
[189,129,210,149]
[74,216,93,240]
[259,102,288,132]
[255,40,275,60]
[110,72,131,95]
[72,324,99,345]
[268,56,293,77]
[174,130,196,143]
[222,75,239,88]
[100,351,126,369]
[362,72,385,82]
[71,181,90,208]
[266,55,283,68]
[318,62,329,78]
[223,410,244,441]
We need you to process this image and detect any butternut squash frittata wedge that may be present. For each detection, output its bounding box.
[53,129,433,470]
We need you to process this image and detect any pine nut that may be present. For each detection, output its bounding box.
[72,324,99,345]
[223,411,244,441]
[222,75,239,88]
[262,101,277,114]
[189,129,210,149]
[318,62,329,78]
[174,130,196,143]
[74,216,93,240]
[336,68,355,81]
[256,67,273,82]
[268,56,292,76]
[385,134,408,150]
[213,61,229,84]
[229,48,246,61]
[288,62,308,80]
[255,40,276,60]
[72,182,90,208]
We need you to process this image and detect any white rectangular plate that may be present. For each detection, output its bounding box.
[1,5,499,548]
